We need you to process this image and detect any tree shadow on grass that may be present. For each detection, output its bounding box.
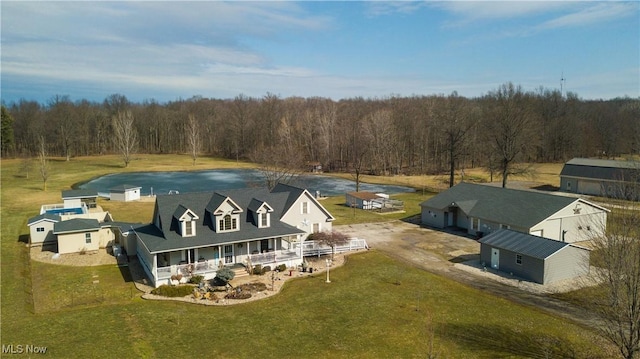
[448,253,479,264]
[441,323,585,359]
[532,184,559,192]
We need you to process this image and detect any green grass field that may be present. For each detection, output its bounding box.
[0,155,613,358]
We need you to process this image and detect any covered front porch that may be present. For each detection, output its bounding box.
[142,235,303,287]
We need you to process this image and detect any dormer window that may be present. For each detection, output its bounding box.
[173,205,199,237]
[259,212,270,228]
[184,220,194,236]
[219,214,237,231]
[207,194,243,233]
[248,198,273,229]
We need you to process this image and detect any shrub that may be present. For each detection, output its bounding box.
[151,285,194,297]
[276,264,287,272]
[252,265,263,275]
[238,282,267,292]
[214,267,235,284]
[225,291,252,300]
[189,275,204,284]
[263,265,271,273]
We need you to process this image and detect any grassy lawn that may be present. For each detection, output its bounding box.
[1,155,612,358]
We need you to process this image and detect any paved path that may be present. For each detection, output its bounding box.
[335,220,602,330]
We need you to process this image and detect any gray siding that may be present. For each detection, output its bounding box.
[480,242,589,284]
[544,246,590,284]
[489,246,545,284]
[421,207,446,228]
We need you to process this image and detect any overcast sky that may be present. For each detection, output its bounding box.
[1,1,638,104]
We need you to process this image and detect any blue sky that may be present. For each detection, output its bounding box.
[1,1,638,104]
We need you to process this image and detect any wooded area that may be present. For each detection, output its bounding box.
[2,83,639,184]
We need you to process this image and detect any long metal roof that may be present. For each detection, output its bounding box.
[479,229,576,259]
[560,158,640,181]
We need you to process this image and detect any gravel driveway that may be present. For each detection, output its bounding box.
[335,219,602,329]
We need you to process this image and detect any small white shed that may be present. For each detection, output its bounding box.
[110,185,142,202]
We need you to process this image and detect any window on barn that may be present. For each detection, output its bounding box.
[516,254,522,265]
[85,233,92,244]
[36,227,45,232]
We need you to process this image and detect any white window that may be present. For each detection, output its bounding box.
[301,201,309,214]
[85,233,91,244]
[184,221,194,236]
[259,212,269,228]
[218,215,238,231]
[313,223,320,233]
[36,227,45,232]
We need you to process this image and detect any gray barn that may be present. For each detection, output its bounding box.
[479,229,590,284]
[560,158,639,200]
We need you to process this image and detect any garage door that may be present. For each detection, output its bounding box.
[577,180,602,196]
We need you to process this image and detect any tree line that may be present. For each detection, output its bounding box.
[2,83,639,187]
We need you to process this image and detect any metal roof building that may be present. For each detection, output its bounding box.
[420,182,609,243]
[560,158,639,200]
[479,229,590,284]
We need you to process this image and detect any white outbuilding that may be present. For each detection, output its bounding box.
[110,185,142,202]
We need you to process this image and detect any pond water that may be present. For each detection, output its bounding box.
[78,169,415,197]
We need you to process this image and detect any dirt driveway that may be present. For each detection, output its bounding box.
[335,219,602,329]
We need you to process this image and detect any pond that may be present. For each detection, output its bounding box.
[78,169,415,197]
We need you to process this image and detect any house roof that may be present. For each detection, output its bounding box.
[273,183,335,220]
[110,184,142,192]
[479,229,587,260]
[347,192,381,200]
[27,213,61,226]
[560,158,640,182]
[420,182,582,229]
[61,189,98,199]
[53,218,101,234]
[139,185,321,254]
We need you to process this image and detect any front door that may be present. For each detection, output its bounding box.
[491,248,500,269]
[224,245,233,264]
[260,239,269,253]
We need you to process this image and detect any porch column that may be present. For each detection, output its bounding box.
[153,254,158,284]
[217,246,222,267]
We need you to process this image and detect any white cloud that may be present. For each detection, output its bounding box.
[536,2,639,30]
[433,1,635,31]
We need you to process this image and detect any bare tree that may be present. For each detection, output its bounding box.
[251,145,305,190]
[483,83,536,188]
[435,92,476,187]
[586,176,640,359]
[112,111,138,168]
[186,114,200,165]
[37,136,49,191]
[310,230,350,260]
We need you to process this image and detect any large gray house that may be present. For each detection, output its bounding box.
[479,229,590,284]
[560,158,639,200]
[420,182,608,243]
[129,183,336,287]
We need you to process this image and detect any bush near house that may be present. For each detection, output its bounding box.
[151,285,194,297]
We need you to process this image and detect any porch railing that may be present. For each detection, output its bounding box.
[157,259,220,280]
[294,238,369,257]
[247,249,301,266]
